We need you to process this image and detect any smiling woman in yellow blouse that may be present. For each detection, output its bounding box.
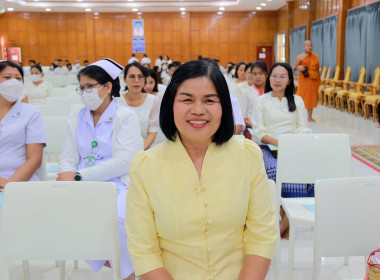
[125,59,277,280]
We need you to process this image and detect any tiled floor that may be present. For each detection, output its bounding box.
[4,105,380,280]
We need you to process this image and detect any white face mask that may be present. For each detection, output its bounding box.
[0,79,24,102]
[31,74,42,83]
[75,63,80,68]
[80,85,107,111]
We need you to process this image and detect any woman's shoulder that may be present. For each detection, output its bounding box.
[115,102,139,120]
[130,141,171,170]
[223,137,262,157]
[294,94,306,106]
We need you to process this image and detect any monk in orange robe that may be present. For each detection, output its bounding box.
[293,40,321,122]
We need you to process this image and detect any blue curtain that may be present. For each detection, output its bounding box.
[289,25,306,66]
[322,16,337,70]
[311,20,323,64]
[345,6,367,81]
[311,15,337,70]
[365,2,380,82]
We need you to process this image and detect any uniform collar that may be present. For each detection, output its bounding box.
[9,100,24,118]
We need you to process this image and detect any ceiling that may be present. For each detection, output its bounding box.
[1,0,287,13]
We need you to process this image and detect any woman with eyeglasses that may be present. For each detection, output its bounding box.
[57,58,143,280]
[116,62,160,150]
[251,62,311,239]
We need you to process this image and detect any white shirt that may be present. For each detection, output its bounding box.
[239,86,259,120]
[128,57,139,64]
[155,58,162,68]
[115,94,160,140]
[252,92,311,144]
[230,93,246,130]
[53,66,69,76]
[59,101,143,186]
[24,80,53,107]
[234,80,249,99]
[141,57,151,65]
[0,101,46,181]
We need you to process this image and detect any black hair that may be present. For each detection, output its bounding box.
[31,64,43,73]
[265,62,296,112]
[143,54,147,57]
[233,61,247,79]
[244,63,253,72]
[250,60,268,73]
[57,59,62,62]
[168,63,177,70]
[78,65,121,98]
[145,68,159,93]
[0,60,24,79]
[132,54,135,57]
[160,59,234,145]
[123,62,147,91]
[159,55,163,60]
[29,60,36,64]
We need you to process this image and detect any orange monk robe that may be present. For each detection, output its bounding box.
[296,53,321,109]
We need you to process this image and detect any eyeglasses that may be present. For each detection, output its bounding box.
[76,83,104,95]
[270,73,288,80]
[127,75,145,81]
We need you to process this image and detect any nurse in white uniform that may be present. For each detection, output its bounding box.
[57,58,143,280]
[0,61,45,208]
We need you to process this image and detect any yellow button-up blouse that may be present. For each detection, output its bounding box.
[126,136,277,280]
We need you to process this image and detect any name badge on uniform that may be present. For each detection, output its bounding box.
[85,156,96,168]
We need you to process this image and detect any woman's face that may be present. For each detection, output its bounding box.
[251,66,267,88]
[237,64,246,80]
[144,76,156,94]
[173,76,222,145]
[79,75,110,98]
[31,67,43,77]
[125,66,145,93]
[269,65,290,92]
[0,66,23,83]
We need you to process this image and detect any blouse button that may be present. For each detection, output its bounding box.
[207,219,213,224]
[204,201,209,206]
[208,261,213,266]
[205,231,210,237]
[207,247,211,252]
[100,157,104,160]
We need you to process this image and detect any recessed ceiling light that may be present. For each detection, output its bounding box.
[7,7,14,11]
[34,0,39,2]
[256,6,262,10]
[45,8,51,11]
[85,8,91,12]
[261,3,266,6]
[219,7,225,11]
[267,0,272,1]
[77,0,82,2]
[132,8,138,12]
[179,7,186,11]
[128,0,133,2]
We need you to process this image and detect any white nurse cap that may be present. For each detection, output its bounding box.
[90,58,123,80]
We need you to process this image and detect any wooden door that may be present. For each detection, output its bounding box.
[256,46,273,70]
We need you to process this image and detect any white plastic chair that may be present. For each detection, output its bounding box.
[312,177,380,280]
[268,180,281,280]
[0,181,121,280]
[39,104,55,116]
[276,134,353,280]
[46,97,82,116]
[43,116,67,162]
[52,87,68,97]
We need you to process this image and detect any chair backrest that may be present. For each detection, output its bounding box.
[324,66,332,80]
[332,66,340,81]
[46,96,82,116]
[358,67,366,84]
[276,134,353,201]
[0,181,121,279]
[43,116,68,162]
[314,177,380,257]
[320,66,327,80]
[344,66,351,83]
[372,67,380,88]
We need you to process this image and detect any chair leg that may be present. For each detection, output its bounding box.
[312,255,322,280]
[374,104,378,122]
[271,239,281,280]
[288,224,297,280]
[23,260,30,280]
[344,256,349,265]
[58,260,65,280]
[347,100,352,114]
[354,101,359,116]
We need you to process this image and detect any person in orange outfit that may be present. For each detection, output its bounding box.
[293,40,321,122]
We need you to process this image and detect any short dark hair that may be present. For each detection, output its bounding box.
[29,60,36,64]
[146,68,159,93]
[0,60,24,80]
[250,60,268,73]
[160,60,234,145]
[244,63,253,72]
[31,64,43,73]
[233,61,246,79]
[265,62,296,112]
[78,65,121,98]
